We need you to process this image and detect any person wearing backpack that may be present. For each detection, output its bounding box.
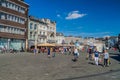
[94,48,99,66]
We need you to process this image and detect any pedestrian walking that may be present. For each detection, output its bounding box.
[88,47,93,60]
[94,48,99,66]
[52,47,55,57]
[33,48,37,55]
[47,48,50,58]
[72,47,79,62]
[103,49,109,67]
[68,47,72,55]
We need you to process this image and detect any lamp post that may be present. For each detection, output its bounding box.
[7,39,10,50]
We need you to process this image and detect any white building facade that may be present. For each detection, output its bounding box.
[28,16,39,48]
[56,32,65,44]
[28,16,56,48]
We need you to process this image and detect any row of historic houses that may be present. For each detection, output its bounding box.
[1,0,111,52]
[0,0,65,51]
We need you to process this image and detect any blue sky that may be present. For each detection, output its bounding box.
[25,0,120,37]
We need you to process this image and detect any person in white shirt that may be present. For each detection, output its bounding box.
[73,47,79,62]
[103,49,109,67]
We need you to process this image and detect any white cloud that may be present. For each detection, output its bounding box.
[65,11,87,20]
[78,32,111,37]
[57,14,61,17]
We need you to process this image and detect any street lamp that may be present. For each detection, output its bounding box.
[8,39,10,50]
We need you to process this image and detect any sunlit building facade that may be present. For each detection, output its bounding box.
[28,16,56,48]
[41,19,56,43]
[56,32,65,44]
[0,0,29,50]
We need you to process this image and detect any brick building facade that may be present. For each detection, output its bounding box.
[0,0,29,50]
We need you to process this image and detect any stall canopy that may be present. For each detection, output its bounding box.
[55,44,75,47]
[37,43,55,46]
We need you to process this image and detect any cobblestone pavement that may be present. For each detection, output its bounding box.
[0,51,120,80]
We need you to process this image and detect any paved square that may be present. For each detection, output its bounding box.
[0,52,120,80]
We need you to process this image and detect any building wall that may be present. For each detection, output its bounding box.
[0,0,29,50]
[83,38,96,45]
[44,19,56,43]
[28,17,56,48]
[56,36,65,44]
[65,36,82,44]
[38,22,47,44]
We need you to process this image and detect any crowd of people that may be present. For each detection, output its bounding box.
[32,45,111,67]
[86,46,111,67]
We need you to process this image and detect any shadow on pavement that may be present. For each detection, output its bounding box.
[57,69,120,80]
[88,62,104,67]
[88,62,95,65]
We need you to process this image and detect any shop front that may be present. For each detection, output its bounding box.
[0,38,25,51]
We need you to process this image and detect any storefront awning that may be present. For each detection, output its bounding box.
[37,43,55,46]
[55,44,75,47]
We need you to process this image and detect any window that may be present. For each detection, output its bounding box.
[9,15,12,21]
[30,32,32,35]
[34,32,37,35]
[14,28,17,34]
[8,27,11,33]
[15,5,18,11]
[30,35,32,39]
[39,31,41,35]
[3,1,25,14]
[9,3,12,9]
[1,1,6,7]
[34,24,37,30]
[30,23,33,29]
[41,39,43,42]
[21,29,24,35]
[33,35,35,39]
[43,32,45,35]
[13,16,15,21]
[5,26,8,32]
[0,13,1,19]
[41,32,43,35]
[43,39,45,42]
[12,4,15,10]
[1,13,5,19]
[15,17,17,22]
[0,24,25,35]
[18,29,20,34]
[11,27,14,33]
[7,14,9,20]
[21,7,25,13]
[21,19,25,24]
[0,25,4,32]
[18,18,21,23]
